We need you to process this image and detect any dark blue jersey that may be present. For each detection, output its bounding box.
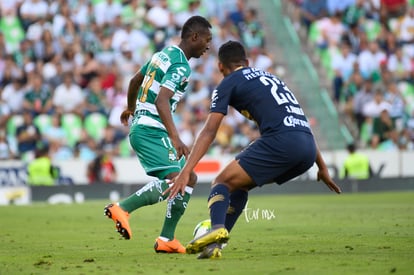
[210,67,313,136]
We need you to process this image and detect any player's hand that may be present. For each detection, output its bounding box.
[120,109,134,126]
[163,172,190,200]
[171,138,189,160]
[317,168,341,194]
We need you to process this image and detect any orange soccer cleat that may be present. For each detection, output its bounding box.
[154,237,186,254]
[104,203,132,240]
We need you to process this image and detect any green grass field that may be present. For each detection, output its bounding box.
[1,191,413,275]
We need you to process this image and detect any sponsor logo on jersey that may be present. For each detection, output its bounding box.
[283,115,310,128]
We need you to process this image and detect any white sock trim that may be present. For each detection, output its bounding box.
[166,181,193,195]
[185,186,193,195]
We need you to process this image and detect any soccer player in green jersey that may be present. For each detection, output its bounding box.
[104,15,212,253]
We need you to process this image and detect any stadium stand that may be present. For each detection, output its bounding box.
[0,0,270,161]
[84,112,108,141]
[283,0,414,151]
[33,113,52,134]
[258,0,351,149]
[61,113,83,148]
[1,0,413,164]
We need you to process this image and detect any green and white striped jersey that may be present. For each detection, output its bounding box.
[132,45,191,130]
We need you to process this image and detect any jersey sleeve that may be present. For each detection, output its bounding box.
[210,77,233,115]
[160,62,190,93]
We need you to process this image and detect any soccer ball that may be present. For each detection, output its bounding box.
[193,219,211,239]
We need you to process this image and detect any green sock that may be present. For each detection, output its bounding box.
[119,179,169,213]
[160,189,192,240]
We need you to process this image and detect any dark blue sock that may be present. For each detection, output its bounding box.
[207,184,229,229]
[225,189,248,232]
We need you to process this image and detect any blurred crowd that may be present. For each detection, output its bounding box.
[0,0,277,164]
[291,0,414,151]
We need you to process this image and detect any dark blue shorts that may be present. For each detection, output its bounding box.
[235,131,317,186]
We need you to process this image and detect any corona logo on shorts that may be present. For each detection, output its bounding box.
[168,150,176,162]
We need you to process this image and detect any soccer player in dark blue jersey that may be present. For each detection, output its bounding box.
[166,40,341,259]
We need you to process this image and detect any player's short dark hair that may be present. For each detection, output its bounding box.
[181,16,212,39]
[347,143,356,153]
[218,40,247,66]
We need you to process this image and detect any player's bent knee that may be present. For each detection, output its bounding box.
[211,181,236,193]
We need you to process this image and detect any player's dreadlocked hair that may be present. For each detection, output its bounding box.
[181,15,212,39]
[218,40,247,67]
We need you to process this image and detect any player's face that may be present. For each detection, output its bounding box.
[191,29,212,58]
